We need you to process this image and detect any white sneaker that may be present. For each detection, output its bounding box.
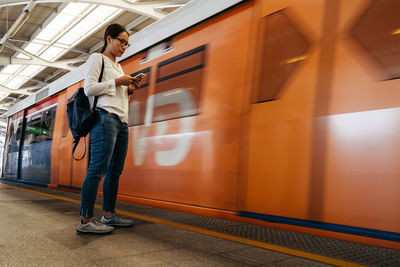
[101,214,134,227]
[76,218,114,234]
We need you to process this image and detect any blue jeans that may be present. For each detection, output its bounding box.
[80,111,129,218]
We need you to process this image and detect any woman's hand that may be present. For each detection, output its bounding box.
[128,76,142,95]
[131,77,141,88]
[115,75,138,86]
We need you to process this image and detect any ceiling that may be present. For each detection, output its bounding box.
[0,0,190,142]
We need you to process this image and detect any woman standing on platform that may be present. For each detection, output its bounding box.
[77,24,141,234]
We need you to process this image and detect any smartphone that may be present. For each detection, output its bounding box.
[133,73,146,79]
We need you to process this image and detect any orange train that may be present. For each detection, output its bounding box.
[2,0,400,250]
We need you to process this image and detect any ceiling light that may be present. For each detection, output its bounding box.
[8,0,36,38]
[0,0,36,52]
[154,4,185,11]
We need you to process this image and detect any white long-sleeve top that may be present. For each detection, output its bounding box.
[84,53,129,124]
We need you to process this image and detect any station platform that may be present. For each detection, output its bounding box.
[0,180,399,267]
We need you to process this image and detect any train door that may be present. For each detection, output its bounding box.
[241,0,317,219]
[20,96,58,185]
[2,110,24,179]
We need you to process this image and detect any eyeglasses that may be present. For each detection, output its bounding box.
[114,37,130,48]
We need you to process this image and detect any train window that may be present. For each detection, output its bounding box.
[2,116,23,178]
[153,45,206,122]
[2,119,11,167]
[4,116,23,153]
[140,38,174,64]
[352,0,400,79]
[15,121,23,144]
[128,67,151,126]
[4,119,13,152]
[255,10,310,103]
[24,106,56,145]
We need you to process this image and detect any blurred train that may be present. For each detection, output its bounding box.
[2,0,400,250]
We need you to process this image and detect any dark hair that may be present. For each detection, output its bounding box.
[101,24,128,53]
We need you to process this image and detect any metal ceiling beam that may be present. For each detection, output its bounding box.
[44,68,66,82]
[0,0,168,20]
[0,41,74,70]
[0,84,33,95]
[88,41,103,55]
[29,78,47,86]
[0,35,30,42]
[17,85,40,92]
[126,15,148,32]
[0,104,13,111]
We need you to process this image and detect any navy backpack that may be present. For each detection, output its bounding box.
[67,58,104,160]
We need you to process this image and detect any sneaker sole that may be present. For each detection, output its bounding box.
[102,223,134,227]
[76,228,113,234]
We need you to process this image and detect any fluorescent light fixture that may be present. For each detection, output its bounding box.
[154,4,185,10]
[0,0,35,53]
[7,0,36,37]
[8,10,30,37]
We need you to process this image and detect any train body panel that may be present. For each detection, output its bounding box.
[3,0,400,249]
[245,0,400,235]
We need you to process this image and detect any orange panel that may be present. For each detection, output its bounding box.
[118,2,254,210]
[50,90,66,186]
[245,0,321,219]
[322,0,400,232]
[245,0,400,238]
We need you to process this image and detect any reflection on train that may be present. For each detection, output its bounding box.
[2,0,400,250]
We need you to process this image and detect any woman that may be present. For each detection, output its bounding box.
[77,24,141,234]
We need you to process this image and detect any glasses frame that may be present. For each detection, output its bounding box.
[114,37,131,48]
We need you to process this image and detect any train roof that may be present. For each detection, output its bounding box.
[6,0,245,118]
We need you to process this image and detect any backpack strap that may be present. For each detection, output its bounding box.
[72,57,105,161]
[92,57,104,110]
[72,136,86,161]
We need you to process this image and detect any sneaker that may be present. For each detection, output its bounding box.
[101,214,134,227]
[76,218,114,234]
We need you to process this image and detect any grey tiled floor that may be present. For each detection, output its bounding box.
[0,183,333,266]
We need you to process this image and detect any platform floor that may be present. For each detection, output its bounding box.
[0,180,399,267]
